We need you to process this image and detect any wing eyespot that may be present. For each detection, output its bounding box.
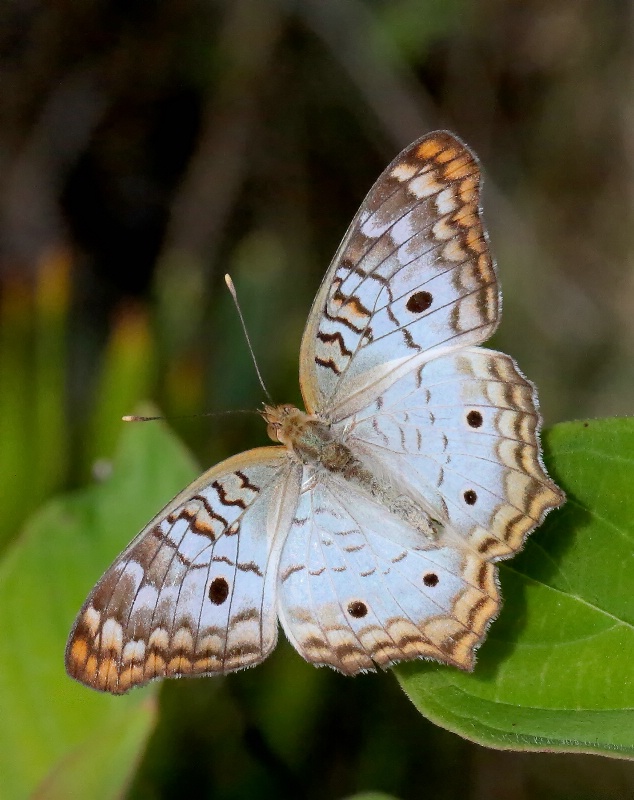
[463,490,477,505]
[347,600,368,618]
[406,291,433,313]
[466,410,483,428]
[423,572,439,587]
[209,577,230,605]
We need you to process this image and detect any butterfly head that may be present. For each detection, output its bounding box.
[261,404,300,445]
[261,403,321,448]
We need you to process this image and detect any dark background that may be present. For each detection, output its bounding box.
[1,1,633,798]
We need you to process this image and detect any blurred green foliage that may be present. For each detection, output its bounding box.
[1,0,633,798]
[0,254,69,551]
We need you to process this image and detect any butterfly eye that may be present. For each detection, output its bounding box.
[208,577,229,605]
[347,600,368,618]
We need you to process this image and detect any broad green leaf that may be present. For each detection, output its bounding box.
[0,415,198,798]
[32,699,155,800]
[397,417,634,758]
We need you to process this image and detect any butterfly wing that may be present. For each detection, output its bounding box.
[335,348,564,561]
[66,448,302,694]
[300,130,498,421]
[293,130,563,672]
[277,473,499,673]
[278,348,563,674]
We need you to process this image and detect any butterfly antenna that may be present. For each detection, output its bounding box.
[122,409,258,423]
[224,274,273,402]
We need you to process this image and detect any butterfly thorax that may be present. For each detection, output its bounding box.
[262,403,438,539]
[264,404,374,479]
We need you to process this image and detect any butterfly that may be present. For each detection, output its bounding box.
[66,131,565,694]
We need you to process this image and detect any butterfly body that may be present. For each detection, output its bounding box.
[264,403,439,540]
[67,131,564,693]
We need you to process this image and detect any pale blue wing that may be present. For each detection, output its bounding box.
[276,471,499,673]
[336,348,564,561]
[300,131,499,420]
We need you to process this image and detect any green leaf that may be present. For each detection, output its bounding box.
[32,699,156,800]
[0,415,199,798]
[396,418,634,758]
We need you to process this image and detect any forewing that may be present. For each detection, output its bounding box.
[337,348,564,561]
[301,131,499,420]
[277,474,499,673]
[66,447,302,694]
